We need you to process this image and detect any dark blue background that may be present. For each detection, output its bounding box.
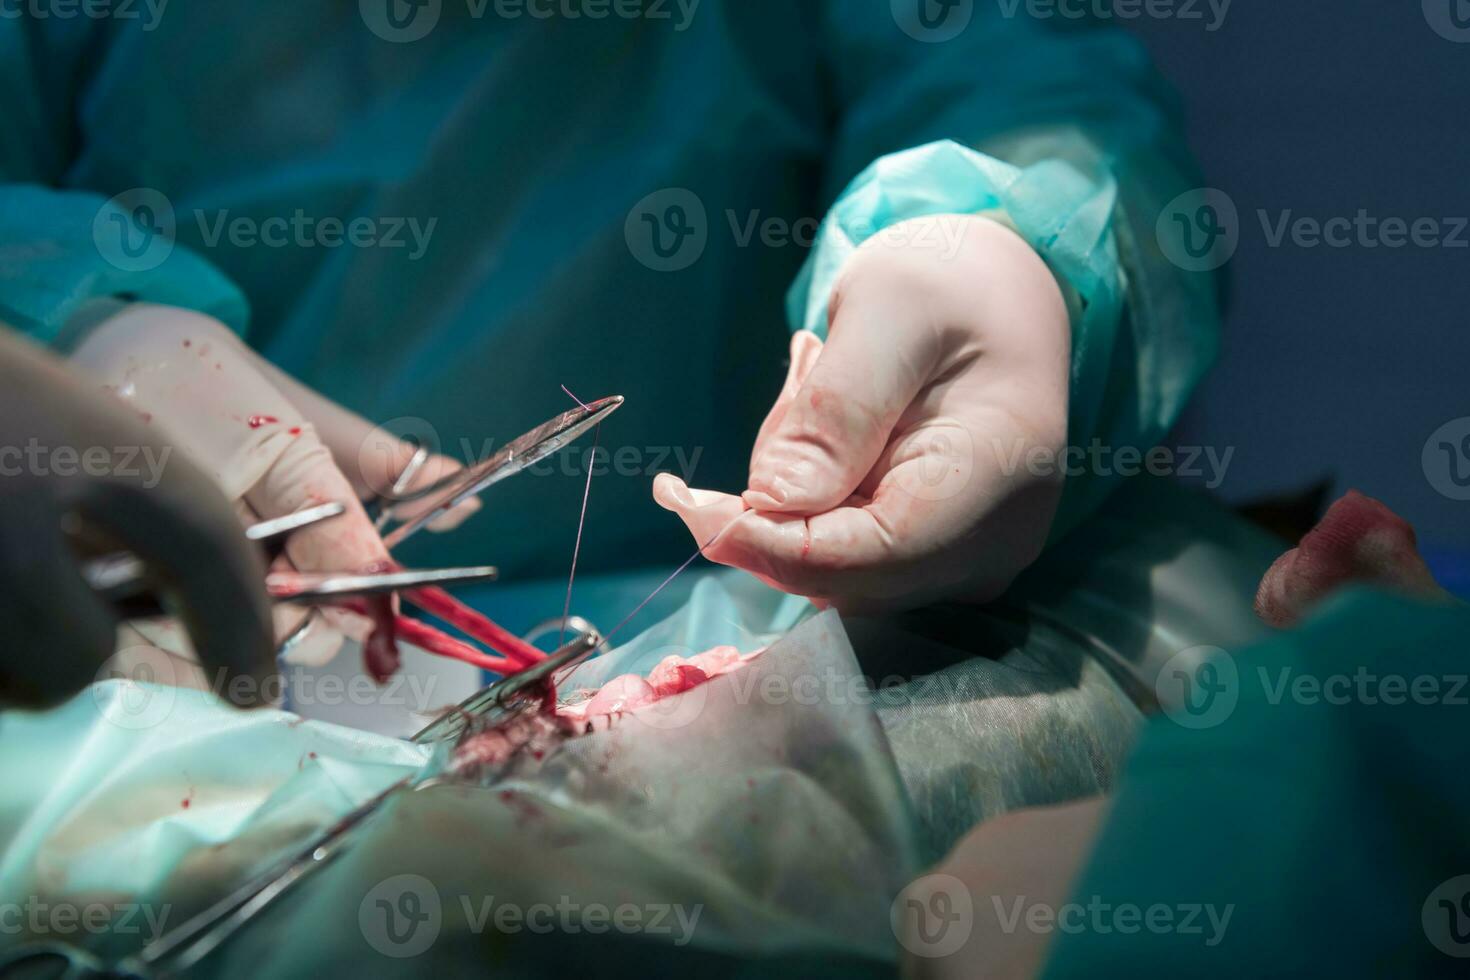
[1123,1,1468,581]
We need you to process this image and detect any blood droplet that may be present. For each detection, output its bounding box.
[247,415,279,429]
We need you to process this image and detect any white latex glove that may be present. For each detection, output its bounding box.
[655,215,1070,613]
[899,798,1108,980]
[70,304,480,678]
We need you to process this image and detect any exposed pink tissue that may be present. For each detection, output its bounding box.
[452,644,761,772]
[559,645,755,727]
[582,673,658,716]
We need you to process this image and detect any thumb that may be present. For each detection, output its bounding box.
[745,299,933,514]
[250,353,481,532]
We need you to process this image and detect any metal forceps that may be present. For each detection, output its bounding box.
[375,395,623,549]
[0,625,604,980]
[85,502,499,618]
[410,618,602,744]
[82,502,349,601]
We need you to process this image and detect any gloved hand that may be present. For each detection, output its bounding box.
[69,304,480,679]
[0,327,276,709]
[655,215,1070,613]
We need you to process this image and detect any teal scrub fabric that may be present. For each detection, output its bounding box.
[1044,590,1470,978]
[0,1,1217,576]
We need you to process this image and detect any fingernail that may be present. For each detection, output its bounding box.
[746,474,787,505]
[744,474,794,511]
[653,473,693,511]
[742,489,783,511]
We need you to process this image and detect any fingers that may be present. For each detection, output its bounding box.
[245,425,392,574]
[246,426,402,677]
[744,298,935,515]
[657,407,1050,612]
[655,473,912,609]
[357,434,483,533]
[265,551,368,666]
[748,329,825,472]
[652,473,748,544]
[251,352,481,532]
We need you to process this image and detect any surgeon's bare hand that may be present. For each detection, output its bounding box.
[655,215,1070,613]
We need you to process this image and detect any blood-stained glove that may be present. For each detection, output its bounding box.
[0,326,275,708]
[69,304,479,680]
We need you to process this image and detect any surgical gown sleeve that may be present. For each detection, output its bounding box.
[796,5,1220,536]
[0,20,248,346]
[1043,591,1470,977]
